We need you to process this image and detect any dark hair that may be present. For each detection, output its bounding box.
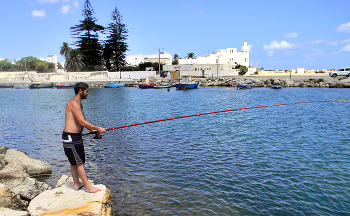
[74,82,89,95]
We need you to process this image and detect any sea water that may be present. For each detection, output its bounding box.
[0,87,349,215]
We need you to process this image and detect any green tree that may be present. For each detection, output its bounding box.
[35,61,48,73]
[172,59,179,65]
[186,52,195,59]
[70,0,104,71]
[235,64,248,75]
[57,61,64,69]
[60,42,72,61]
[103,6,129,71]
[172,54,179,65]
[15,56,40,71]
[0,59,15,71]
[65,49,85,72]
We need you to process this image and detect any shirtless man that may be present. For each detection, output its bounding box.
[62,82,106,193]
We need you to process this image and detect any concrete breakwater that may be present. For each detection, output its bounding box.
[155,76,350,88]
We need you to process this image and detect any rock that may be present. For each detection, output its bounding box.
[0,177,51,200]
[0,207,29,216]
[56,175,94,189]
[4,149,51,176]
[0,158,29,179]
[28,176,113,216]
[0,184,27,211]
[0,146,10,155]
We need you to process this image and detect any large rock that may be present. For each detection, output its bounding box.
[28,175,113,216]
[0,183,27,211]
[0,158,29,179]
[4,149,51,176]
[0,207,29,216]
[0,146,10,155]
[0,177,51,200]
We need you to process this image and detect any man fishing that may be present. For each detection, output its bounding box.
[62,82,106,193]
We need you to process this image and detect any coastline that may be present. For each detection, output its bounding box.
[0,73,349,88]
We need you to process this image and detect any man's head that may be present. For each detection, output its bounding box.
[74,82,89,99]
[74,82,89,95]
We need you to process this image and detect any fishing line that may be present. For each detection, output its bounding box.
[84,100,349,139]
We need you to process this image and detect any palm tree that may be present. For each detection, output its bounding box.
[65,49,85,72]
[186,52,195,59]
[60,42,72,61]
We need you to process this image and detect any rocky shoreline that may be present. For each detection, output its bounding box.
[0,146,112,216]
[161,75,350,88]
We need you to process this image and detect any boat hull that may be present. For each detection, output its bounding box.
[271,84,282,89]
[139,84,155,89]
[237,82,253,89]
[175,83,199,90]
[0,85,14,89]
[154,84,171,89]
[14,85,29,89]
[104,83,125,88]
[29,84,54,89]
[57,85,75,89]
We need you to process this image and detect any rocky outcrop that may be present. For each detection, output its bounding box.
[0,147,113,216]
[4,149,51,177]
[0,146,52,215]
[28,175,113,216]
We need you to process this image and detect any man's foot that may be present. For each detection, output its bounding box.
[74,182,85,191]
[85,185,101,193]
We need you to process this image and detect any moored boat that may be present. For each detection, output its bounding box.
[139,84,156,89]
[176,76,199,90]
[104,82,125,88]
[56,83,75,89]
[154,84,172,89]
[271,84,282,89]
[14,85,29,89]
[29,83,55,89]
[0,85,14,89]
[237,81,253,89]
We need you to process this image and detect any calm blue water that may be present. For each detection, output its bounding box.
[0,87,350,215]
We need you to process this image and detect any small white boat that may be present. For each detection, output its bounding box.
[154,84,172,89]
[14,85,29,89]
[272,84,282,89]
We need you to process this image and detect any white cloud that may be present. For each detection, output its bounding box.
[31,10,46,17]
[267,51,274,57]
[73,1,79,9]
[303,49,326,57]
[283,32,299,38]
[336,22,350,33]
[340,44,350,52]
[38,0,59,3]
[263,40,295,50]
[341,39,350,44]
[61,5,70,14]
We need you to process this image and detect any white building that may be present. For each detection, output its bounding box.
[177,39,250,68]
[164,40,250,77]
[126,51,173,66]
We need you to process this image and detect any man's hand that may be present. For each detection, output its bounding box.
[97,127,106,134]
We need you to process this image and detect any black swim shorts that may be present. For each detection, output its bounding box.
[62,131,85,165]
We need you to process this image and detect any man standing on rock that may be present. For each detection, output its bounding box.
[62,82,106,193]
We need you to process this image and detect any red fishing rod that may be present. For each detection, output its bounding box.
[84,100,347,139]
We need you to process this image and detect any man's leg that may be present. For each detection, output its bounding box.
[76,164,101,193]
[71,165,84,190]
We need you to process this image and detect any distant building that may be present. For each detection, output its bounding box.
[177,39,250,68]
[163,40,250,77]
[126,52,173,66]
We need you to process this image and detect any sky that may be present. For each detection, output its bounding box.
[1,0,350,70]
